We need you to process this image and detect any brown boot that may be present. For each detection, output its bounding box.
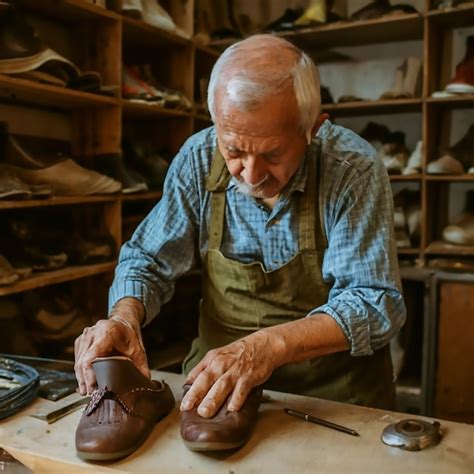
[75,356,175,462]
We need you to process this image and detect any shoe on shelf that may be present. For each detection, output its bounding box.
[263,8,305,32]
[338,94,365,103]
[6,136,121,195]
[436,0,471,9]
[445,35,474,94]
[442,213,474,246]
[403,141,423,175]
[180,384,263,452]
[427,125,474,174]
[350,0,391,21]
[378,131,410,174]
[360,121,391,151]
[395,227,411,248]
[95,153,148,194]
[0,254,20,286]
[121,0,143,19]
[141,0,176,32]
[76,356,175,462]
[380,57,422,99]
[293,0,326,27]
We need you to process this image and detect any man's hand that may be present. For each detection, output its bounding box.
[74,298,149,395]
[180,329,285,418]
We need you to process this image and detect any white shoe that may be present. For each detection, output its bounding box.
[141,0,176,32]
[395,228,411,248]
[403,140,423,175]
[427,155,464,174]
[443,213,474,246]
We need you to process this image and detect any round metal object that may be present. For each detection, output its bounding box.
[381,418,442,451]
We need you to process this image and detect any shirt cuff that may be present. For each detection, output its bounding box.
[108,280,160,327]
[307,302,373,357]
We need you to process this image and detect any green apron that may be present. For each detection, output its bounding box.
[183,140,394,409]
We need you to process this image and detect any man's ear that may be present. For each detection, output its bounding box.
[307,113,329,144]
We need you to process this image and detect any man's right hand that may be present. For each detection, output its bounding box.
[74,298,149,395]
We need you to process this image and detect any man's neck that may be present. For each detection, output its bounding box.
[261,195,279,209]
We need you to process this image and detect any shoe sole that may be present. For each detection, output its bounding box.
[183,438,248,452]
[76,444,140,462]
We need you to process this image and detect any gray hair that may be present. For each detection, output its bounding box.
[207,35,321,144]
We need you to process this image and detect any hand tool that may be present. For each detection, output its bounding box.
[30,396,89,424]
[284,407,360,437]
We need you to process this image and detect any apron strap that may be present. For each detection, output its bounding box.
[206,148,231,250]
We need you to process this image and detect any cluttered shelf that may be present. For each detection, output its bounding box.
[15,0,120,22]
[425,241,474,256]
[0,262,116,297]
[425,175,474,182]
[426,2,474,28]
[0,75,119,110]
[122,16,190,48]
[121,100,192,119]
[322,98,422,116]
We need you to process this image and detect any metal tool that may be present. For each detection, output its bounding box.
[381,418,442,451]
[284,408,360,437]
[30,396,89,424]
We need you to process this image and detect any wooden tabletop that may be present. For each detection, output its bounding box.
[0,371,473,473]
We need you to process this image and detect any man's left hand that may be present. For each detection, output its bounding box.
[180,329,284,418]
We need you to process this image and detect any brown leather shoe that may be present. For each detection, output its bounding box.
[180,385,263,452]
[75,356,175,462]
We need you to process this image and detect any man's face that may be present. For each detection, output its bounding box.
[215,90,308,200]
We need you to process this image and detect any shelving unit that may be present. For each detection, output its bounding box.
[0,0,472,415]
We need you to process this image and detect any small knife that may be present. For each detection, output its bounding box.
[30,396,90,424]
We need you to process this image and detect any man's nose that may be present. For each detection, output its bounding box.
[242,155,267,185]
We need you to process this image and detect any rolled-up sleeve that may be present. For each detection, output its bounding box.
[108,142,201,326]
[309,158,406,356]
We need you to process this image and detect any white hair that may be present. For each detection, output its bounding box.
[208,35,321,144]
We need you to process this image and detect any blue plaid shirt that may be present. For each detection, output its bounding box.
[110,120,406,356]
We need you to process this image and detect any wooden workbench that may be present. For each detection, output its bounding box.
[0,371,473,473]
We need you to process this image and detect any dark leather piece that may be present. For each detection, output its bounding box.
[75,357,175,462]
[180,384,263,451]
[0,356,39,420]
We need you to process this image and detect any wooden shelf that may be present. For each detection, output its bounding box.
[0,74,119,110]
[16,0,120,22]
[0,195,118,210]
[279,14,424,48]
[398,248,422,255]
[322,98,422,116]
[426,241,474,256]
[122,16,190,48]
[426,95,474,108]
[122,100,192,119]
[121,191,163,201]
[425,175,474,182]
[390,175,423,182]
[0,262,116,297]
[427,3,474,28]
[195,44,221,59]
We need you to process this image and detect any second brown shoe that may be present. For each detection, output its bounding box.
[180,385,262,452]
[75,356,175,462]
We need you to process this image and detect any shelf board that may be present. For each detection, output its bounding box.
[390,174,423,182]
[195,44,221,59]
[0,262,116,297]
[121,191,163,201]
[0,74,119,110]
[279,14,423,48]
[0,195,118,210]
[322,98,422,116]
[122,16,190,48]
[398,248,422,255]
[426,3,474,28]
[426,95,474,108]
[425,174,474,182]
[425,241,474,256]
[16,0,120,22]
[122,100,192,119]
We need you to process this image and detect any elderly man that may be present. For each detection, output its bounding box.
[75,35,405,418]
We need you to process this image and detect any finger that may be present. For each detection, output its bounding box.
[185,356,210,385]
[197,375,234,418]
[180,367,220,411]
[74,330,91,395]
[227,378,253,412]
